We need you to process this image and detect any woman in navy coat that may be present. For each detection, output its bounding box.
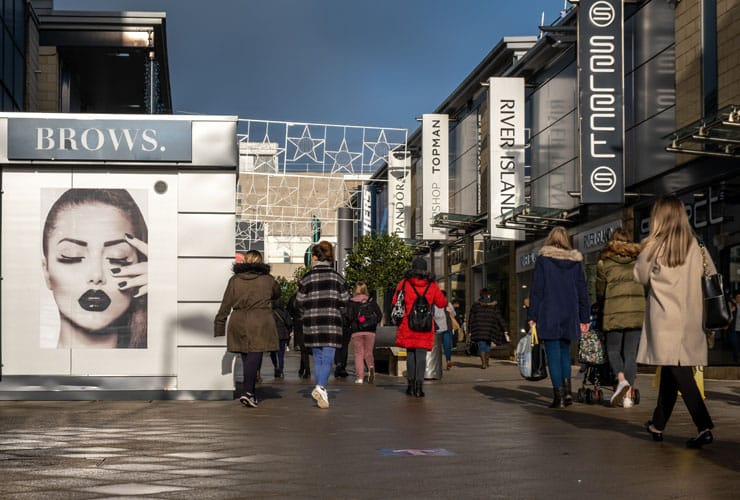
[528,226,590,408]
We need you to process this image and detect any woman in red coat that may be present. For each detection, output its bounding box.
[392,257,447,397]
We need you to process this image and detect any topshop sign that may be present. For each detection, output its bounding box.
[578,0,624,203]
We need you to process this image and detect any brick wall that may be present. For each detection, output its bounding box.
[717,0,740,107]
[674,0,702,129]
[36,47,59,112]
[24,14,40,111]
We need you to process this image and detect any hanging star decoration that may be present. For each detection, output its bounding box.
[364,129,403,167]
[287,125,324,163]
[326,136,363,175]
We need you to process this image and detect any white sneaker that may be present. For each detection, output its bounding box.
[354,378,364,384]
[622,396,634,408]
[611,380,630,407]
[311,385,329,409]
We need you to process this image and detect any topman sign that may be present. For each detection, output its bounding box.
[7,117,192,162]
[578,0,624,204]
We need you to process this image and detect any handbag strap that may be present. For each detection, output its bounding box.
[697,239,711,277]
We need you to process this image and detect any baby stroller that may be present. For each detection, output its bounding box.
[575,304,640,405]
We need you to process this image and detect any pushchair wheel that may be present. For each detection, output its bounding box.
[585,388,594,404]
[576,388,585,403]
[594,388,604,403]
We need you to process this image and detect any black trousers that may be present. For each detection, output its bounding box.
[240,352,263,396]
[652,366,713,433]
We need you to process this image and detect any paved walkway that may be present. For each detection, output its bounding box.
[1,352,739,499]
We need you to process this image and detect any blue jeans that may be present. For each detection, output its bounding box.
[312,347,336,388]
[543,339,572,389]
[441,330,453,361]
[270,339,289,371]
[477,341,491,353]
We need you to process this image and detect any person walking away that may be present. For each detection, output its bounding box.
[434,291,457,371]
[392,257,447,397]
[468,288,509,370]
[345,281,382,384]
[596,228,646,408]
[287,292,311,379]
[528,226,590,408]
[295,241,350,409]
[214,250,280,408]
[635,197,715,448]
[270,298,293,379]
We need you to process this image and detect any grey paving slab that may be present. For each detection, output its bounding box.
[0,352,738,500]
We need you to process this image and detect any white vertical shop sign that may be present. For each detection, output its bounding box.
[489,77,525,241]
[422,114,448,240]
[361,184,373,236]
[387,151,411,238]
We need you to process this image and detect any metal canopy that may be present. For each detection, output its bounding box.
[666,104,740,158]
[430,213,486,232]
[497,205,575,232]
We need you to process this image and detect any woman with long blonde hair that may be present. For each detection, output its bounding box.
[635,196,714,447]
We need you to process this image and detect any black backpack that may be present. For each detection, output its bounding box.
[349,299,380,333]
[407,281,433,332]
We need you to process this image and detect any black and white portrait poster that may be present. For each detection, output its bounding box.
[40,188,149,349]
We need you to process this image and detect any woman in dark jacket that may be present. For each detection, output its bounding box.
[392,257,447,397]
[596,228,646,407]
[287,292,311,379]
[468,288,508,369]
[214,250,280,408]
[295,241,350,409]
[528,226,590,408]
[270,299,293,379]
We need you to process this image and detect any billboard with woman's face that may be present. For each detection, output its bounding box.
[40,188,148,349]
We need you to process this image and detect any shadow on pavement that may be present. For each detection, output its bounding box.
[475,383,740,475]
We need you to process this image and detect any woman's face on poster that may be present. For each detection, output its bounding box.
[42,202,140,332]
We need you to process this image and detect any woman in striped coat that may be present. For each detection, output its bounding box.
[295,241,350,409]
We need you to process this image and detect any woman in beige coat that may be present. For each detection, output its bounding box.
[634,197,714,448]
[214,250,280,408]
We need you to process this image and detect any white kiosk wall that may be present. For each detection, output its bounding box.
[0,114,237,397]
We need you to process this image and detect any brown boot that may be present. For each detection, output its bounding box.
[480,353,487,369]
[485,353,490,367]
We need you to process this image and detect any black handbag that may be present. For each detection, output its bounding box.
[699,242,732,331]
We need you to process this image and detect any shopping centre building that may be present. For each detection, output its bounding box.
[363,0,739,374]
[0,0,737,398]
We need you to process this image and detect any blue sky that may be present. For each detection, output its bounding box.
[58,0,566,132]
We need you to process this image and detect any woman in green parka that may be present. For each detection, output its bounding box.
[214,250,280,408]
[596,228,646,408]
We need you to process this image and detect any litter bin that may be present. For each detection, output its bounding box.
[425,331,443,380]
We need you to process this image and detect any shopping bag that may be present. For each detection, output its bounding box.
[516,325,548,381]
[578,329,605,364]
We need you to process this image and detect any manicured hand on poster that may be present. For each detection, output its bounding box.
[112,233,148,298]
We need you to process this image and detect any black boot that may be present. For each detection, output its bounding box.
[548,387,565,409]
[406,379,414,396]
[563,379,573,406]
[414,380,425,398]
[299,352,310,378]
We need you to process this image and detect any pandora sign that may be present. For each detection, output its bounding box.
[578,0,624,203]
